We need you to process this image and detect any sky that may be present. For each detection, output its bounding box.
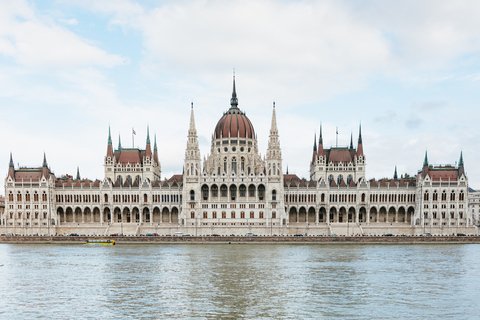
[1,0,480,193]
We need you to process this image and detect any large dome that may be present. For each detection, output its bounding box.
[214,76,255,139]
[214,107,255,139]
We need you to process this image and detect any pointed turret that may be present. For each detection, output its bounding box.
[317,123,324,158]
[185,102,201,178]
[76,166,81,180]
[357,123,363,156]
[422,150,429,177]
[146,125,152,158]
[230,71,238,109]
[349,132,354,150]
[118,135,122,151]
[286,165,289,175]
[153,134,159,164]
[107,126,113,158]
[458,151,465,177]
[394,165,398,180]
[312,132,317,163]
[42,152,47,167]
[423,150,428,167]
[8,152,14,178]
[266,101,282,178]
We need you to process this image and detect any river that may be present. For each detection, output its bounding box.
[0,243,478,319]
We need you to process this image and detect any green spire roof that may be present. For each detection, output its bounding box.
[394,165,398,180]
[108,126,112,146]
[154,134,157,152]
[459,151,464,167]
[118,135,122,151]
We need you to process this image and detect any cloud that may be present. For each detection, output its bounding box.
[0,0,125,68]
[59,18,78,25]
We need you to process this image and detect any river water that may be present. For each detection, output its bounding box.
[0,243,479,319]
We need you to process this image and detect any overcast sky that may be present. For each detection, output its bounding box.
[1,0,480,192]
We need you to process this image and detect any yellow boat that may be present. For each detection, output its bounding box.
[85,239,115,246]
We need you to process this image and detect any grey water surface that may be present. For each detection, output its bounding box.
[0,243,479,319]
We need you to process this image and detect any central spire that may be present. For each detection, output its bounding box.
[230,70,238,109]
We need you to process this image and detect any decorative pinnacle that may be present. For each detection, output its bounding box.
[154,134,157,152]
[313,132,317,151]
[43,152,48,168]
[358,123,362,144]
[350,132,354,149]
[394,165,398,180]
[76,166,80,180]
[9,152,14,168]
[108,125,112,146]
[230,70,238,109]
[423,150,428,167]
[459,151,464,167]
[118,135,122,150]
[146,125,151,145]
[319,123,323,145]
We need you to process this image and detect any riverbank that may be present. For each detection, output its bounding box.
[2,235,480,244]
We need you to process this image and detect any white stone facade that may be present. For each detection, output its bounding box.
[1,79,476,236]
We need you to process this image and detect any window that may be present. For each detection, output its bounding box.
[258,185,265,201]
[239,185,246,197]
[213,211,217,219]
[250,211,254,218]
[272,190,277,201]
[202,185,209,200]
[231,211,235,218]
[259,212,264,218]
[221,185,227,197]
[203,212,207,219]
[249,185,255,197]
[190,190,195,201]
[222,212,226,219]
[191,212,195,218]
[211,185,218,198]
[232,157,237,174]
[230,185,237,200]
[241,157,245,172]
[241,211,245,218]
[272,212,276,219]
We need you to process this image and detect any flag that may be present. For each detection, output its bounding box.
[132,128,136,135]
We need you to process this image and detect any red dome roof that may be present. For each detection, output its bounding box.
[214,108,255,139]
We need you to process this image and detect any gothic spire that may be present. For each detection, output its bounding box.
[394,165,398,180]
[423,150,428,167]
[108,125,112,146]
[357,123,363,156]
[270,101,278,134]
[286,165,289,175]
[76,166,80,180]
[230,71,238,109]
[118,135,122,151]
[9,152,14,168]
[189,102,197,134]
[319,123,323,145]
[43,152,48,168]
[358,123,362,144]
[313,132,317,152]
[349,132,353,150]
[154,134,158,152]
[459,151,464,167]
[146,125,151,145]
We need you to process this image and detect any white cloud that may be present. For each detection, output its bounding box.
[59,18,78,25]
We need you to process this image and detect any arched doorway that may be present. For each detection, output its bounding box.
[289,207,297,223]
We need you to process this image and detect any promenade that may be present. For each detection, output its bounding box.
[2,235,480,244]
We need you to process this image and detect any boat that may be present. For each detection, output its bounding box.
[85,239,115,246]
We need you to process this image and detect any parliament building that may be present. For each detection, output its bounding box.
[1,78,475,236]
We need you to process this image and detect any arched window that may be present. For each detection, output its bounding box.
[223,157,227,174]
[136,175,141,184]
[248,185,255,197]
[258,185,265,201]
[143,194,147,202]
[433,191,438,201]
[337,175,343,185]
[232,157,237,174]
[460,190,465,201]
[321,193,325,202]
[230,185,237,200]
[361,193,365,202]
[202,185,209,200]
[239,185,246,197]
[272,190,277,201]
[104,194,108,202]
[442,190,447,201]
[347,175,353,184]
[190,190,195,201]
[424,191,429,201]
[273,164,276,176]
[211,185,218,198]
[328,175,334,184]
[450,191,455,201]
[221,185,227,197]
[241,157,245,172]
